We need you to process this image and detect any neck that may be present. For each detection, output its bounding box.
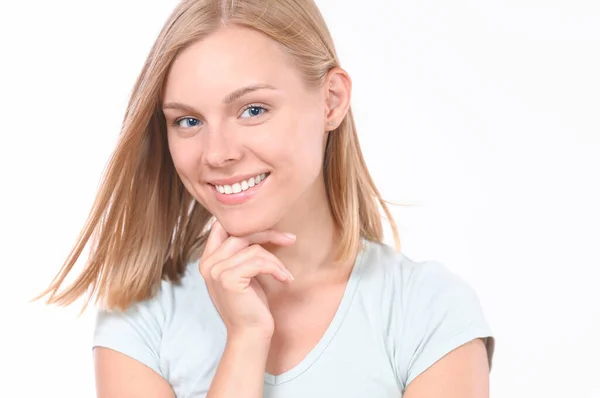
[262,176,339,281]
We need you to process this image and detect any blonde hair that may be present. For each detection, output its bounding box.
[36,0,401,311]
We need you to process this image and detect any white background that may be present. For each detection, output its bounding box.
[1,0,599,397]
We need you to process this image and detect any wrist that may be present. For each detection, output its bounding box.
[222,333,271,371]
[208,331,271,398]
[228,323,273,341]
[227,329,272,349]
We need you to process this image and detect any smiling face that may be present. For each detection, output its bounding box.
[162,25,330,236]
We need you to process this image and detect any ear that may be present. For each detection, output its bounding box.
[323,67,352,131]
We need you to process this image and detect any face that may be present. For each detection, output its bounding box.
[162,25,330,236]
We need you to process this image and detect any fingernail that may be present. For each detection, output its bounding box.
[286,270,295,281]
[284,232,296,240]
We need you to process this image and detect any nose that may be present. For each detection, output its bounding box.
[202,125,242,168]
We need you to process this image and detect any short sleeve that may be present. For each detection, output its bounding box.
[92,296,166,377]
[395,261,495,390]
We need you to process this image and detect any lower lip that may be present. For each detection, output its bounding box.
[212,175,270,205]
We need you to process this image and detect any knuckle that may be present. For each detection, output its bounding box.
[219,269,236,288]
[225,236,237,245]
[253,258,266,270]
[229,235,245,246]
[209,265,220,280]
[249,244,264,256]
[199,262,209,279]
[199,270,208,281]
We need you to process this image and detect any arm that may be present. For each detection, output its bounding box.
[207,333,271,398]
[93,292,174,397]
[94,335,270,398]
[94,347,175,398]
[403,338,490,398]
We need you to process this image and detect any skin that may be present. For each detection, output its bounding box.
[94,24,490,398]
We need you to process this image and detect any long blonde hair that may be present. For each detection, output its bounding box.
[36,0,401,311]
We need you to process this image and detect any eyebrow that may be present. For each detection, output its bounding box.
[162,83,277,112]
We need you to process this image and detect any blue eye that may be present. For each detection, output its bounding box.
[175,117,201,128]
[240,105,267,118]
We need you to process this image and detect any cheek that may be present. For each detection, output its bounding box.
[168,136,201,183]
[285,117,326,173]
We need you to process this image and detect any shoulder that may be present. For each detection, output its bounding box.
[358,240,494,390]
[96,258,204,321]
[359,239,469,304]
[92,258,205,376]
[360,239,491,331]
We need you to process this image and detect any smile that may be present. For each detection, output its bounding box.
[215,173,269,195]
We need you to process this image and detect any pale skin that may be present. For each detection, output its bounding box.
[94,24,490,398]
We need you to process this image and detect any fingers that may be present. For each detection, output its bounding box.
[219,258,293,291]
[200,221,296,275]
[209,244,293,282]
[219,229,296,258]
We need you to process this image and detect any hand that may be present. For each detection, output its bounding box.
[199,220,296,340]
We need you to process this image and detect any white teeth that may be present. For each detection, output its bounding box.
[216,173,268,195]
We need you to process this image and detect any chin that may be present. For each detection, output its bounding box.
[215,211,282,238]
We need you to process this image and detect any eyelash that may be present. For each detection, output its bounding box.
[171,103,270,129]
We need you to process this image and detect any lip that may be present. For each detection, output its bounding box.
[211,173,270,206]
[207,172,270,186]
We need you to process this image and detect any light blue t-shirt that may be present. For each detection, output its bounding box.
[93,240,495,397]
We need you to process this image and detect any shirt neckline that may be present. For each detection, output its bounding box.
[263,239,370,385]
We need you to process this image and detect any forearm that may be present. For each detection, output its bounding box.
[207,335,270,398]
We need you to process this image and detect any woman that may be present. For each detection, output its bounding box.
[39,0,495,397]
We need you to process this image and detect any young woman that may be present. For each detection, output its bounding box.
[39,0,495,397]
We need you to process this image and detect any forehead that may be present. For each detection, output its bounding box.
[163,25,301,100]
